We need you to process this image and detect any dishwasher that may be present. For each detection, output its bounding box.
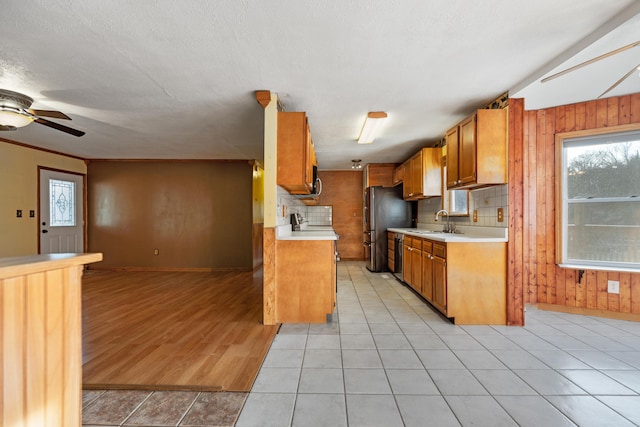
[393,233,404,282]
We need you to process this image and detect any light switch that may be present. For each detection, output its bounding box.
[16,210,22,218]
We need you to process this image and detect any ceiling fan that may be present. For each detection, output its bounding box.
[541,40,640,99]
[0,89,85,137]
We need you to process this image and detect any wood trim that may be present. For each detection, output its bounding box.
[263,227,276,325]
[536,302,640,322]
[507,98,525,326]
[0,137,86,160]
[87,266,251,272]
[555,122,640,140]
[86,158,254,163]
[255,90,271,108]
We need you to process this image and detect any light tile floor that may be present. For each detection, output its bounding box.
[236,261,640,427]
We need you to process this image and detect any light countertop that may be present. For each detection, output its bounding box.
[277,225,338,241]
[388,226,507,243]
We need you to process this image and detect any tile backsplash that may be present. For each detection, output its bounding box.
[306,206,333,226]
[417,184,508,228]
[275,186,332,226]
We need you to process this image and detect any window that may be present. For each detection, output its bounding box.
[444,189,469,216]
[558,128,640,271]
[49,179,76,227]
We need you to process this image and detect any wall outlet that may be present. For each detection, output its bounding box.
[473,210,478,222]
[497,207,504,222]
[607,280,620,294]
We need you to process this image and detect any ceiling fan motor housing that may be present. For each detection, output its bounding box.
[0,89,34,109]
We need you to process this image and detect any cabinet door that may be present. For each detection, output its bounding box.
[392,163,404,186]
[446,126,459,188]
[422,148,442,197]
[432,255,447,313]
[278,112,313,194]
[402,160,412,199]
[458,115,476,186]
[409,151,423,198]
[421,249,433,301]
[304,125,314,187]
[410,243,422,293]
[403,241,412,286]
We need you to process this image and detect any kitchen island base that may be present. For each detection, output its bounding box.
[275,239,336,323]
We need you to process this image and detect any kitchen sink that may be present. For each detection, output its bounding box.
[411,229,463,235]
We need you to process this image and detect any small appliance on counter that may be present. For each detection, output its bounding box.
[290,213,303,231]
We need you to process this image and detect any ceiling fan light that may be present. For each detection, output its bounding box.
[0,109,34,128]
[358,112,387,144]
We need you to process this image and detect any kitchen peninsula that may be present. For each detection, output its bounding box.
[275,225,338,323]
[389,226,507,325]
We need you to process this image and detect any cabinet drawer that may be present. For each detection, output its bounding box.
[422,240,433,253]
[410,237,422,250]
[433,243,446,258]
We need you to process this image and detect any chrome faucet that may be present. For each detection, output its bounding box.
[434,209,453,233]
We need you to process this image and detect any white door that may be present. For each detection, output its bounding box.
[39,169,84,254]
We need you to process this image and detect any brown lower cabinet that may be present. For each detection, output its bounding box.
[275,239,337,323]
[401,235,506,325]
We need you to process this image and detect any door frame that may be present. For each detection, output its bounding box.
[37,166,88,254]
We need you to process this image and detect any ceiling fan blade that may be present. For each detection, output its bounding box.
[599,62,640,99]
[541,40,640,83]
[34,117,85,137]
[29,109,71,120]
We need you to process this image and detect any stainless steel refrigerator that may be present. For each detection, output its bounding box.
[363,186,413,272]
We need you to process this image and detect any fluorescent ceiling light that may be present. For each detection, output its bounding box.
[358,111,387,144]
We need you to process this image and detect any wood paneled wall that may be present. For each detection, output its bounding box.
[1,253,102,427]
[87,161,254,270]
[514,93,640,317]
[318,171,364,260]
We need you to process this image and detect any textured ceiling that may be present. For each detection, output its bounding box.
[1,1,640,169]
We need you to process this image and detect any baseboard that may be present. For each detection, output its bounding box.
[87,266,251,272]
[536,303,640,322]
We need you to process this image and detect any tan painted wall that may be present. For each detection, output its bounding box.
[0,141,87,257]
[87,160,253,270]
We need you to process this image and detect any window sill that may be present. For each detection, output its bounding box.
[558,263,640,274]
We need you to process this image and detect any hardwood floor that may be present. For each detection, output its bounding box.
[81,269,278,392]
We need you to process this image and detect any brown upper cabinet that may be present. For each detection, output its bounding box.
[392,163,404,186]
[400,147,441,200]
[277,112,317,194]
[363,163,397,189]
[446,109,507,189]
